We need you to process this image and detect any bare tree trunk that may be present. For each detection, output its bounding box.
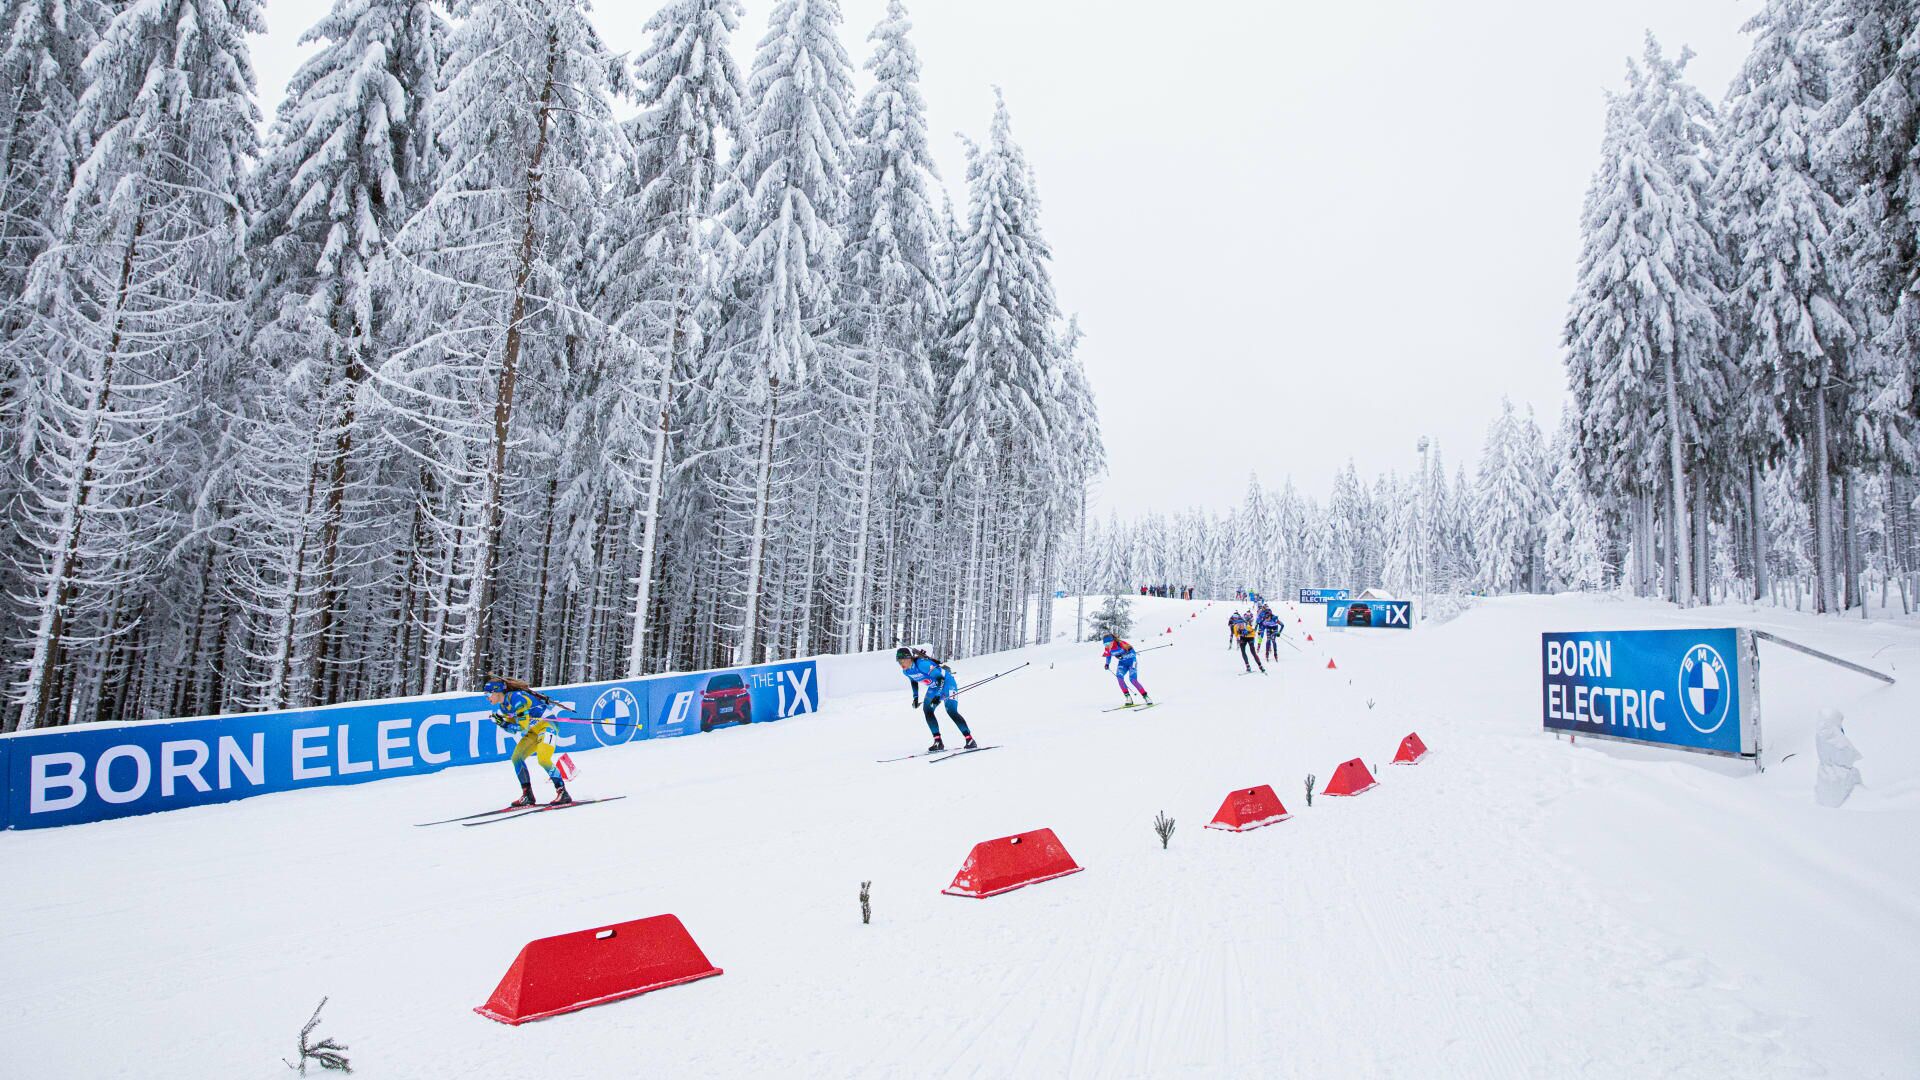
[1694,481,1710,605]
[17,212,145,730]
[739,378,781,665]
[457,30,559,682]
[1660,355,1694,607]
[1844,470,1864,618]
[843,339,884,652]
[1811,372,1836,613]
[1749,460,1769,602]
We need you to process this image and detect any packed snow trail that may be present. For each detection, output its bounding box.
[2,595,1916,1077]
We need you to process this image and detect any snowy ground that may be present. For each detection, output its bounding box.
[3,594,1916,1078]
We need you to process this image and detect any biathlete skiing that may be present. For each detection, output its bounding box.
[1232,614,1266,673]
[896,647,978,752]
[484,676,572,806]
[1101,633,1152,707]
[1258,606,1283,660]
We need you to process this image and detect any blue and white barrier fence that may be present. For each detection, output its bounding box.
[0,660,818,830]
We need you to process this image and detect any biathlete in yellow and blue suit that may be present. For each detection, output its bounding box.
[484,678,572,806]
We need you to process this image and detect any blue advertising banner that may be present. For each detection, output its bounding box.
[1326,599,1413,629]
[1299,588,1351,605]
[0,659,819,831]
[1541,628,1760,757]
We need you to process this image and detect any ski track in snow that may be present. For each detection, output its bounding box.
[1,595,1916,1078]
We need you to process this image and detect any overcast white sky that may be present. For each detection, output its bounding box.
[250,0,1762,516]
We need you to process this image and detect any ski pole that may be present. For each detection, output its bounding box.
[1136,643,1174,654]
[531,715,648,730]
[953,662,1030,696]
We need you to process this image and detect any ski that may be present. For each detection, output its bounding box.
[877,750,945,763]
[461,795,627,826]
[928,745,1000,763]
[415,804,526,827]
[1100,701,1159,713]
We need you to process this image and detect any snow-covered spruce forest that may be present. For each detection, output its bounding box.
[1077,7,1920,620]
[0,0,1101,730]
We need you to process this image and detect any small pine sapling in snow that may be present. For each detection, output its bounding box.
[1305,774,1315,807]
[860,880,872,925]
[1089,595,1134,641]
[1366,697,1375,710]
[282,997,351,1074]
[1153,810,1175,849]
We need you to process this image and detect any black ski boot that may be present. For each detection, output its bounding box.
[963,735,978,750]
[927,735,945,753]
[548,782,573,807]
[510,783,536,808]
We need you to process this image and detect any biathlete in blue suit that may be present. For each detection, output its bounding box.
[896,647,977,752]
[1101,634,1151,706]
[1257,608,1282,660]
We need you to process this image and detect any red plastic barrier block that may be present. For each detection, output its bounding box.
[943,828,1083,898]
[1206,785,1291,832]
[474,914,722,1025]
[1393,732,1429,764]
[1322,757,1377,796]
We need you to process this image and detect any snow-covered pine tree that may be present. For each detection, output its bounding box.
[593,0,744,675]
[1542,413,1610,590]
[703,0,855,664]
[944,90,1066,654]
[1474,399,1542,592]
[0,0,106,313]
[1819,0,1918,449]
[1564,37,1728,607]
[234,0,445,706]
[837,0,940,653]
[1716,0,1859,613]
[394,0,629,684]
[1327,463,1367,589]
[5,0,262,730]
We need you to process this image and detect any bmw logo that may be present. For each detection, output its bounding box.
[591,687,642,745]
[1677,644,1731,734]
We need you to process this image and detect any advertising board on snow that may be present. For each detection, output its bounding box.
[1325,599,1413,629]
[0,660,818,831]
[1299,588,1351,605]
[1540,628,1760,758]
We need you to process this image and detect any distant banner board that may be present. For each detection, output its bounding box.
[1300,589,1351,604]
[0,660,818,831]
[1541,628,1759,758]
[1326,599,1413,629]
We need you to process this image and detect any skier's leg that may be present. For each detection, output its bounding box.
[943,697,972,739]
[922,697,942,737]
[533,739,562,785]
[509,735,538,803]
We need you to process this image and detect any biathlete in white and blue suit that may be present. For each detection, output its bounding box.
[896,647,977,752]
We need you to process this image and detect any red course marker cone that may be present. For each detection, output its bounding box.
[474,915,722,1025]
[1326,658,1337,670]
[1393,732,1429,764]
[1206,785,1291,832]
[1322,758,1378,796]
[1306,633,1314,642]
[943,828,1083,898]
